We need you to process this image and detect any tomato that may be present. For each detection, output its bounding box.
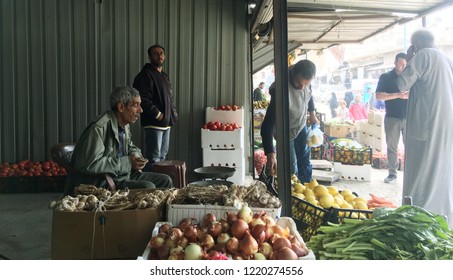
[225,105,232,111]
[217,105,225,110]
[232,123,239,130]
[210,124,218,130]
[219,125,226,131]
[214,121,222,127]
[225,125,233,131]
[202,124,208,129]
[232,105,239,111]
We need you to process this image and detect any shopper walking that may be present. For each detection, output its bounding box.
[261,60,318,184]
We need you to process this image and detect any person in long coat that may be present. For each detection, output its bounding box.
[397,29,453,228]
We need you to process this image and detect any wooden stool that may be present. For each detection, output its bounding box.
[152,160,187,189]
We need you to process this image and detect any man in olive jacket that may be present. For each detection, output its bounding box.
[64,86,172,195]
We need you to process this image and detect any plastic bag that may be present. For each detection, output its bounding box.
[258,168,278,196]
[307,125,324,147]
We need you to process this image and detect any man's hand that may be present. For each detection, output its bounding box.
[309,111,319,126]
[399,91,409,99]
[265,153,277,176]
[130,156,148,171]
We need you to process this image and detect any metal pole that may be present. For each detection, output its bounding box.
[273,0,291,217]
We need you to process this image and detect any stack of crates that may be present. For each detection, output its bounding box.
[201,107,245,184]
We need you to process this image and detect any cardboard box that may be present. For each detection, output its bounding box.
[51,203,164,259]
[324,123,356,138]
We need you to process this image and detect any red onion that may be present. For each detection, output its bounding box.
[208,221,223,238]
[271,247,298,260]
[219,218,230,232]
[251,224,267,245]
[177,236,189,248]
[184,225,198,243]
[179,217,193,232]
[150,233,166,249]
[226,237,239,254]
[206,250,228,260]
[167,227,183,241]
[272,237,291,251]
[291,244,308,257]
[157,245,170,259]
[158,223,171,234]
[239,233,258,256]
[200,233,215,250]
[231,219,249,239]
[226,211,238,224]
[203,213,216,228]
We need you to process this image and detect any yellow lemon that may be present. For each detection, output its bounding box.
[344,194,357,203]
[308,179,318,189]
[305,195,318,206]
[293,183,305,194]
[332,203,340,208]
[303,188,315,197]
[340,201,353,209]
[314,185,329,198]
[353,197,368,204]
[334,194,345,205]
[350,212,359,219]
[293,193,305,200]
[327,186,339,196]
[340,189,353,197]
[319,194,335,209]
[354,201,369,210]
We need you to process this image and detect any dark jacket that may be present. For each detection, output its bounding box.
[133,63,178,127]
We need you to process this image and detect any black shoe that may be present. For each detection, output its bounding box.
[384,175,397,184]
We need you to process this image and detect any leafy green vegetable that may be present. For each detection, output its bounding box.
[307,205,453,260]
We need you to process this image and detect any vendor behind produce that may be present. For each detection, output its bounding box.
[64,86,173,195]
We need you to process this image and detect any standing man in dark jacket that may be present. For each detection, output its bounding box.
[133,44,178,171]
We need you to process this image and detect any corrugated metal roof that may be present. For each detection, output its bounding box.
[252,0,453,53]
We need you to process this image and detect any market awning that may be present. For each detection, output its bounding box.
[251,0,453,73]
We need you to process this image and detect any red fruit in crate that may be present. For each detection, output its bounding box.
[210,124,218,131]
[225,105,232,111]
[232,123,239,130]
[214,121,221,127]
[202,124,208,129]
[225,125,233,131]
[219,125,226,131]
[218,105,225,110]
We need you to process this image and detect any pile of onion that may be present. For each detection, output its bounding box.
[147,206,309,260]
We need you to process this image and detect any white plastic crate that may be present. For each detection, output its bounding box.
[202,148,245,168]
[370,123,385,138]
[201,128,244,149]
[372,135,386,152]
[166,204,281,228]
[333,162,371,181]
[373,111,385,126]
[205,107,244,126]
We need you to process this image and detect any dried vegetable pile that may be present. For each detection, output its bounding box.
[49,184,171,211]
[169,181,281,209]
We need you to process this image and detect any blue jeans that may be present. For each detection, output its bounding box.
[290,126,312,183]
[144,128,171,171]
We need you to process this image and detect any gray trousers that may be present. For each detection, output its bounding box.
[115,171,173,189]
[384,117,406,176]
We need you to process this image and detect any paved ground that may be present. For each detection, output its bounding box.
[0,167,402,260]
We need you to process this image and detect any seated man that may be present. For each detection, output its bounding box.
[64,85,173,195]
